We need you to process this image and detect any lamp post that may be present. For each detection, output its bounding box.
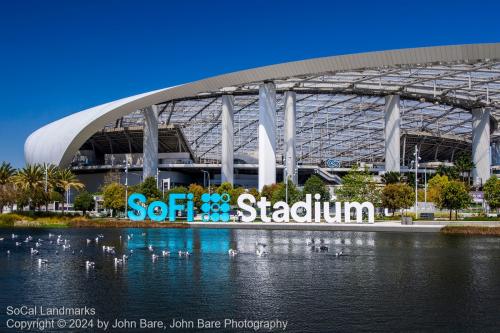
[124,161,129,218]
[201,170,210,193]
[413,145,420,219]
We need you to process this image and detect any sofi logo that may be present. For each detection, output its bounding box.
[200,193,231,222]
[127,193,195,222]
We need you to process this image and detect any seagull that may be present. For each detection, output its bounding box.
[152,254,159,261]
[37,258,48,265]
[48,233,53,238]
[7,250,10,255]
[335,249,344,257]
[127,235,132,240]
[256,249,267,257]
[35,242,41,248]
[114,257,123,265]
[85,261,95,268]
[148,245,154,252]
[228,249,238,256]
[162,250,170,257]
[30,248,39,255]
[11,234,18,239]
[0,238,4,241]
[86,239,91,245]
[62,244,71,250]
[122,254,128,261]
[15,242,21,247]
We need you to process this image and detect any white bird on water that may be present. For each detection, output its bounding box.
[228,249,238,256]
[152,254,159,261]
[15,242,21,247]
[148,245,154,252]
[38,258,48,265]
[256,248,267,257]
[162,250,170,257]
[7,250,10,255]
[85,261,95,269]
[0,238,4,241]
[11,234,18,239]
[30,248,39,255]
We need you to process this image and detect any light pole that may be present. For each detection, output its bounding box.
[413,145,420,218]
[201,170,210,193]
[124,161,129,218]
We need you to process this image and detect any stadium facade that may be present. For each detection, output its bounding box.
[25,44,500,193]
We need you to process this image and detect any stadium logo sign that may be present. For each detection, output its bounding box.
[127,192,374,223]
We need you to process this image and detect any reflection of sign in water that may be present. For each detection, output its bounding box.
[326,159,341,168]
[470,191,484,204]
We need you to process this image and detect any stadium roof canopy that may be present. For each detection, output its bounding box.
[25,43,500,168]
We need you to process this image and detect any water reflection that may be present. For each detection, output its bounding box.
[1,228,500,332]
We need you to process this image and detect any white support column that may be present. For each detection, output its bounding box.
[221,95,234,185]
[258,82,276,191]
[384,95,401,172]
[472,107,491,186]
[284,91,297,184]
[143,105,159,180]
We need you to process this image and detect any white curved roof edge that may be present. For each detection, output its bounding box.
[25,43,500,167]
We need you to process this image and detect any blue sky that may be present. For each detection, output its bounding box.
[1,0,499,167]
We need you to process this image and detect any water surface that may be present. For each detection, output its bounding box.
[0,228,499,332]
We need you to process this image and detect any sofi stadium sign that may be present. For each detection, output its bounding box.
[128,192,374,223]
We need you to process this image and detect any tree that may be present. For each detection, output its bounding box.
[381,183,415,216]
[188,183,205,208]
[336,166,381,205]
[137,177,162,203]
[230,187,246,205]
[427,174,449,203]
[56,168,85,213]
[381,171,401,184]
[0,162,15,185]
[437,181,470,220]
[73,191,95,215]
[271,182,302,205]
[102,182,126,216]
[483,177,500,212]
[435,165,459,180]
[454,152,474,184]
[303,175,330,201]
[0,162,16,212]
[12,164,44,210]
[261,183,281,200]
[216,182,233,195]
[248,188,260,201]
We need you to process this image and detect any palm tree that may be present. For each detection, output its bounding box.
[0,162,16,212]
[0,162,16,185]
[56,168,84,213]
[12,164,44,210]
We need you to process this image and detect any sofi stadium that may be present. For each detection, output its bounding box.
[25,44,500,192]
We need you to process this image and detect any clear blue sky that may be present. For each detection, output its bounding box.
[1,0,499,167]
